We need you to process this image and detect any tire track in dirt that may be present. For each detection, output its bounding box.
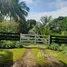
[11,48,66,67]
[39,48,65,67]
[11,48,36,67]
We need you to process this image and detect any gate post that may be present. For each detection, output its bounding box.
[48,35,51,45]
[35,34,36,44]
[20,33,22,45]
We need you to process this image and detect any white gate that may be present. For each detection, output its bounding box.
[20,34,49,45]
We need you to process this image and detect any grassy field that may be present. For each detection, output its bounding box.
[9,48,25,61]
[0,45,67,67]
[46,49,67,64]
[0,48,25,65]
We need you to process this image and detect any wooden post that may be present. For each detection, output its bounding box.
[35,34,36,44]
[20,33,22,45]
[48,35,51,45]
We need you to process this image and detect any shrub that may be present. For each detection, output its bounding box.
[48,43,59,50]
[62,46,67,54]
[15,41,23,48]
[59,44,65,51]
[0,40,24,49]
[0,41,16,49]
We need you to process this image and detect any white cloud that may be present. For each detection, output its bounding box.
[48,0,67,9]
[27,7,67,21]
[56,0,67,8]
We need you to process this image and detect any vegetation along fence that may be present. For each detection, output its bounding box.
[0,32,20,41]
[50,35,67,44]
[0,32,67,44]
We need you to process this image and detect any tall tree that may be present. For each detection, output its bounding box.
[0,0,29,22]
[40,16,52,27]
[50,16,67,33]
[20,19,37,34]
[0,0,30,33]
[40,16,52,35]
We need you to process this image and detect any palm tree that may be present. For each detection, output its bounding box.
[0,0,30,33]
[35,16,52,35]
[40,16,52,28]
[0,0,29,22]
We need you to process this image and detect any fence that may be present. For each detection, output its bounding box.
[20,34,48,44]
[50,35,67,44]
[0,32,67,44]
[0,32,20,41]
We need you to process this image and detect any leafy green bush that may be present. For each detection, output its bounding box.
[15,41,23,48]
[48,43,59,50]
[0,41,23,49]
[62,46,67,54]
[59,44,65,51]
[0,41,16,48]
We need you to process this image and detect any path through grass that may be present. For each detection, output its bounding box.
[0,47,67,67]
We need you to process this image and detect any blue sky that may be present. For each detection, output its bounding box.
[21,0,67,21]
[27,0,58,12]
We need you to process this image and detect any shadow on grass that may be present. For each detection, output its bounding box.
[36,61,67,67]
[59,61,67,67]
[0,50,13,67]
[23,47,45,49]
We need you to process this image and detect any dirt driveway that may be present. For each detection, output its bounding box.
[11,48,66,67]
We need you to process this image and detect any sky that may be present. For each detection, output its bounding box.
[20,0,67,21]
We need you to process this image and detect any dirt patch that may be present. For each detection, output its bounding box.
[11,49,36,67]
[39,48,65,67]
[11,48,66,67]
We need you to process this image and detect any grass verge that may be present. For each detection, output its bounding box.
[46,49,67,64]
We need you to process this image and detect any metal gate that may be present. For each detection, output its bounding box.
[20,34,49,44]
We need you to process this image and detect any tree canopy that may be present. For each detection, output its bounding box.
[0,0,29,22]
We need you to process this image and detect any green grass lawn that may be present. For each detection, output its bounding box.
[32,48,49,65]
[31,45,67,65]
[9,48,25,61]
[0,48,25,64]
[32,48,45,63]
[0,45,67,66]
[46,49,67,64]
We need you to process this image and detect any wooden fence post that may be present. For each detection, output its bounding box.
[20,33,22,45]
[35,34,36,44]
[48,35,51,45]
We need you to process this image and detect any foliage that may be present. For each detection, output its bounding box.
[62,46,67,54]
[20,19,36,34]
[34,16,67,35]
[0,0,29,22]
[50,16,67,33]
[43,26,51,35]
[48,43,60,50]
[0,20,19,32]
[59,44,65,51]
[33,16,52,35]
[0,0,30,33]
[0,41,23,49]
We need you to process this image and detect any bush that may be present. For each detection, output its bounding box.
[0,41,23,49]
[62,46,67,54]
[0,41,16,48]
[48,43,59,50]
[59,44,65,51]
[15,41,23,48]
